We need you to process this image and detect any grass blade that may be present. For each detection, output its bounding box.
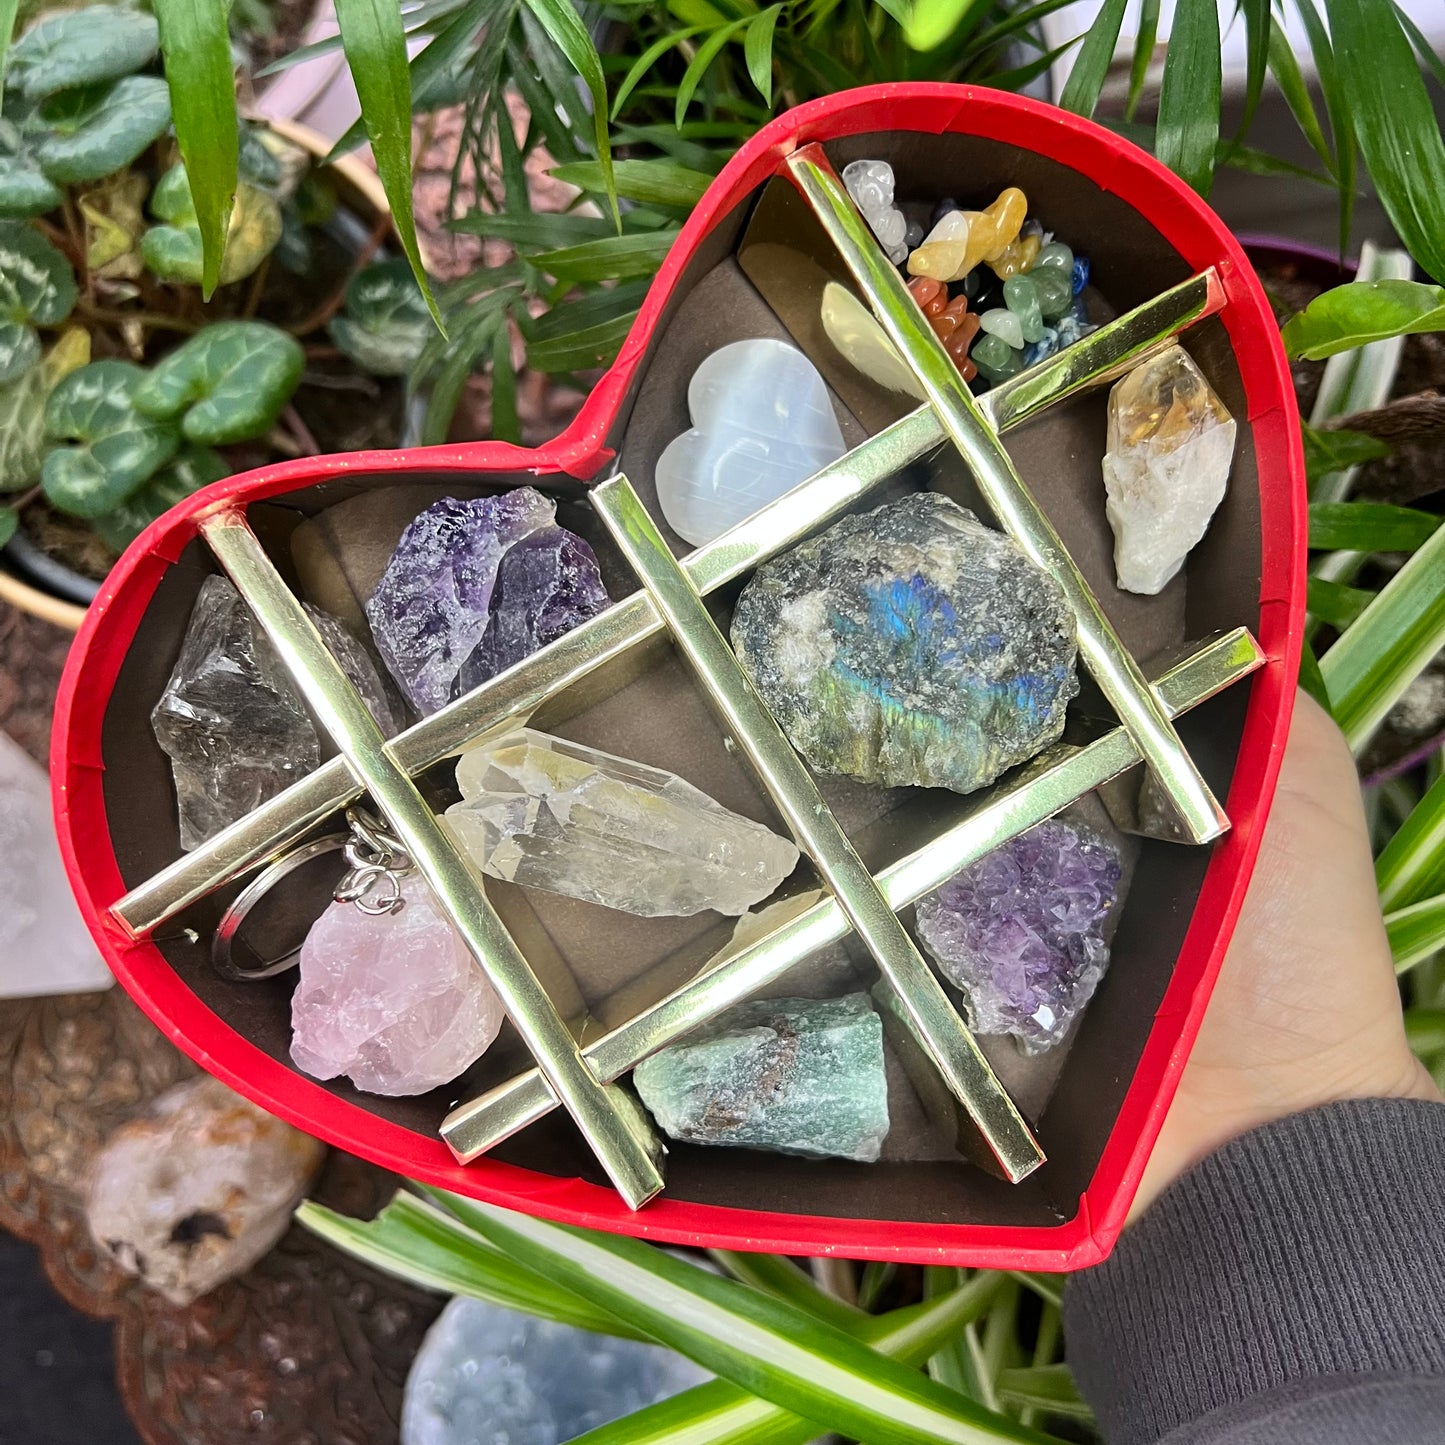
[490,319,518,443]
[153,0,236,299]
[1155,0,1221,195]
[708,1251,866,1330]
[1301,428,1391,488]
[1296,0,1355,257]
[1125,0,1160,122]
[1319,522,1445,751]
[1307,577,1376,630]
[996,1365,1093,1424]
[1387,894,1445,974]
[1378,769,1445,910]
[1405,1007,1445,1055]
[525,311,639,371]
[433,1196,1051,1445]
[1058,0,1126,119]
[1236,0,1269,140]
[1298,639,1332,711]
[530,228,679,282]
[550,158,713,209]
[1395,3,1445,90]
[1325,0,1445,282]
[745,4,783,106]
[1308,501,1440,553]
[334,0,442,329]
[676,17,752,128]
[1266,16,1332,175]
[611,25,705,120]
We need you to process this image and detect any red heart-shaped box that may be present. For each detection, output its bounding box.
[52,84,1304,1269]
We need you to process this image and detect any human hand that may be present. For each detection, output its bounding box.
[1132,690,1442,1220]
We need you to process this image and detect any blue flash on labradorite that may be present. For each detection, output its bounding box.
[730,493,1079,794]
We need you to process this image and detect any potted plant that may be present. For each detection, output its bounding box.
[0,3,430,629]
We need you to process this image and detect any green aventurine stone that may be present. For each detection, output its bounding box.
[1034,241,1073,273]
[971,331,1022,383]
[1032,266,1074,321]
[1003,274,1045,343]
[633,994,890,1162]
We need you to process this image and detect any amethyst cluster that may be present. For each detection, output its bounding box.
[366,489,610,715]
[915,817,1123,1051]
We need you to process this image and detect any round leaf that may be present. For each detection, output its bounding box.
[0,363,48,491]
[0,220,77,323]
[140,168,282,286]
[0,321,40,383]
[43,359,180,516]
[8,6,159,98]
[327,258,431,376]
[1281,279,1445,360]
[0,155,63,219]
[36,76,172,186]
[133,321,304,444]
[92,445,228,552]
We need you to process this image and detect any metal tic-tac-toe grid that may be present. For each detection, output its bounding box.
[109,144,1265,1208]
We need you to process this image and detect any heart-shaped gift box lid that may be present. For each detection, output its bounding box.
[53,84,1304,1269]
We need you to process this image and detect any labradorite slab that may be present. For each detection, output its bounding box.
[633,993,889,1162]
[730,492,1079,793]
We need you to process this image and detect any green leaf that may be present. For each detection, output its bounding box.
[676,17,752,128]
[0,506,16,547]
[0,219,76,324]
[610,25,706,120]
[1297,638,1332,712]
[1308,500,1440,552]
[745,4,783,105]
[708,1252,866,1332]
[520,0,616,228]
[530,228,679,283]
[1386,894,1445,974]
[1236,0,1269,142]
[141,166,282,286]
[1295,0,1355,257]
[91,444,227,552]
[0,320,38,383]
[0,362,47,490]
[1307,577,1376,630]
[434,1196,1052,1445]
[327,258,433,377]
[132,321,303,444]
[904,0,993,51]
[1325,0,1445,283]
[43,359,180,516]
[1124,0,1159,122]
[525,310,637,372]
[334,0,443,330]
[1405,1008,1445,1056]
[1378,768,1445,911]
[996,1364,1093,1423]
[1058,0,1126,119]
[549,158,712,209]
[0,155,62,218]
[8,5,158,98]
[447,210,615,246]
[1282,280,1445,360]
[35,76,171,185]
[490,318,518,443]
[1319,522,1445,750]
[1266,16,1333,175]
[0,0,17,109]
[1155,0,1221,195]
[153,0,238,299]
[1301,427,1391,487]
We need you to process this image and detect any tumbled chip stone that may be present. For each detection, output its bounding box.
[1102,343,1237,595]
[290,871,506,1096]
[633,993,889,1161]
[730,492,1079,793]
[445,729,800,917]
[152,574,399,850]
[915,817,1123,1051]
[366,489,557,714]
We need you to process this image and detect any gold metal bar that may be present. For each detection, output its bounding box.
[591,474,1044,1183]
[787,144,1229,848]
[442,627,1264,1161]
[199,512,666,1211]
[113,273,1222,938]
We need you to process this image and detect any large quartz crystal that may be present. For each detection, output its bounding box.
[366,489,557,713]
[731,492,1079,793]
[290,871,506,1096]
[915,817,1122,1051]
[456,524,609,693]
[403,1296,708,1445]
[1102,344,1237,595]
[445,729,799,917]
[152,575,399,850]
[86,1077,325,1305]
[633,993,889,1161]
[653,338,846,547]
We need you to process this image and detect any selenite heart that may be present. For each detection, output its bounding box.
[654,338,847,546]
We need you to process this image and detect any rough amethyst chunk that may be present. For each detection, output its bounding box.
[365,490,556,714]
[915,817,1123,1051]
[457,525,610,693]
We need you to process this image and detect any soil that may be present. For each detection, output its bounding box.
[237,0,321,82]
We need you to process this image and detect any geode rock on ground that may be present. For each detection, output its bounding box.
[633,992,889,1161]
[152,575,400,850]
[915,816,1122,1051]
[86,1076,325,1305]
[731,492,1078,792]
[403,1296,709,1445]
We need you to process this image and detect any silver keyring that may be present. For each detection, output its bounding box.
[212,833,349,981]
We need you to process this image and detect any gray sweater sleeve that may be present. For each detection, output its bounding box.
[1063,1098,1445,1444]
